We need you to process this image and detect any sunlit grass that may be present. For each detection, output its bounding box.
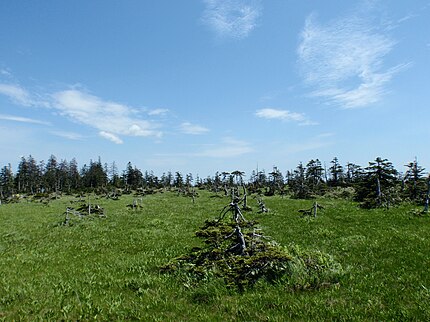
[1,191,429,320]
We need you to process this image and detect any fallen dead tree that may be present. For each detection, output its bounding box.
[61,203,106,226]
[255,195,268,213]
[127,198,143,211]
[298,201,324,218]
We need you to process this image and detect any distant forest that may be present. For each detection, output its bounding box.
[0,155,429,209]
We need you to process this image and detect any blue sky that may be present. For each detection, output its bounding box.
[1,0,429,178]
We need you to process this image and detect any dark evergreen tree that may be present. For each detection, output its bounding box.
[203,175,213,189]
[174,171,184,188]
[108,161,122,187]
[166,171,173,188]
[16,156,29,193]
[57,159,70,193]
[44,154,58,193]
[403,158,427,202]
[125,162,143,188]
[267,166,283,196]
[305,159,326,195]
[212,172,221,192]
[257,170,267,187]
[231,170,245,185]
[355,157,399,208]
[285,170,293,186]
[289,162,311,199]
[160,171,173,189]
[345,162,363,185]
[185,173,193,187]
[195,174,202,188]
[221,171,230,187]
[0,164,14,198]
[27,155,41,194]
[81,158,108,189]
[68,158,81,191]
[328,157,344,186]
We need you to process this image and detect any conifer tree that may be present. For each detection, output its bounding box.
[68,158,81,191]
[290,162,311,199]
[0,164,14,198]
[44,154,58,193]
[345,162,363,185]
[403,158,427,202]
[305,159,326,195]
[355,157,399,208]
[328,157,344,186]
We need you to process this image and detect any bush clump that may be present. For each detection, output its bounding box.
[162,218,343,291]
[324,187,355,200]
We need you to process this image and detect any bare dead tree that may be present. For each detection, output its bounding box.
[191,188,196,204]
[299,201,324,218]
[127,197,143,210]
[255,196,268,213]
[219,197,247,224]
[225,225,246,255]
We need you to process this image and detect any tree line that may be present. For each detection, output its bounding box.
[0,155,195,197]
[1,155,429,209]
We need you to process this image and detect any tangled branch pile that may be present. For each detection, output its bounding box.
[162,214,343,291]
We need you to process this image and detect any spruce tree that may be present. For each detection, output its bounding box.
[290,162,311,199]
[0,164,14,198]
[355,157,399,208]
[403,158,427,203]
[328,157,344,187]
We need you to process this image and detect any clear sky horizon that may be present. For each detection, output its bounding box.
[1,0,429,178]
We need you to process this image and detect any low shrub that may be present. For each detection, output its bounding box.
[162,218,343,291]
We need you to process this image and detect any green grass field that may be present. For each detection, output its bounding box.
[1,191,430,321]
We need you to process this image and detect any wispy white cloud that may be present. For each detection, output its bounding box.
[51,89,162,143]
[148,108,169,116]
[0,83,33,106]
[396,13,417,24]
[255,108,305,121]
[180,122,210,135]
[0,113,50,125]
[298,11,408,108]
[0,78,165,144]
[196,137,253,158]
[202,0,261,39]
[99,131,123,144]
[1,69,12,77]
[255,108,317,126]
[50,130,84,141]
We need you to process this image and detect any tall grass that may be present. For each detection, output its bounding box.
[1,191,429,320]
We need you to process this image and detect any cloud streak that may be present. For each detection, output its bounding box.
[99,131,123,144]
[0,113,50,125]
[202,0,261,39]
[180,122,210,135]
[255,108,317,126]
[50,131,84,141]
[0,83,33,106]
[298,11,408,108]
[148,108,169,116]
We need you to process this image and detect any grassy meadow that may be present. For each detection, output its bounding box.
[1,190,430,321]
